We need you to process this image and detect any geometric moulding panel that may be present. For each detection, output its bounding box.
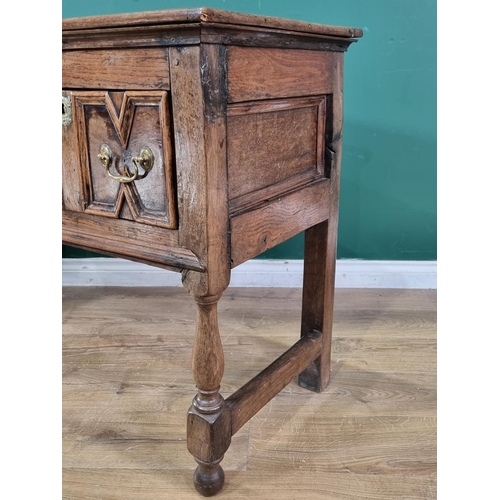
[72,90,177,229]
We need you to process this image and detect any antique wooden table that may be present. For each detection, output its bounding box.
[62,8,362,496]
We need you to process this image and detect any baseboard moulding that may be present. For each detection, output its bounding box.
[62,258,437,289]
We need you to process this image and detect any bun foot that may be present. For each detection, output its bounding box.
[193,458,225,496]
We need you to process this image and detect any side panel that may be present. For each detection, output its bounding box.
[226,47,336,265]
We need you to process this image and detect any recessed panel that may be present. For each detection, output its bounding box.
[227,96,327,213]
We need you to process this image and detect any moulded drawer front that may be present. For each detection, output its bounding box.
[62,89,177,229]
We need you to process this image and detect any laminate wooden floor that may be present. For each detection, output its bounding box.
[62,287,437,499]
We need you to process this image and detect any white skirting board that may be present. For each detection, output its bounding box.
[62,258,436,289]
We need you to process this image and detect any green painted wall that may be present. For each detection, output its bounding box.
[62,0,436,261]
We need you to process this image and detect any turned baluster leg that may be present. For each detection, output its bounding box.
[187,294,231,497]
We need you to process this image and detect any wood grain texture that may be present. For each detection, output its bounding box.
[61,10,366,496]
[299,221,335,392]
[201,23,355,52]
[62,7,363,39]
[248,412,436,475]
[63,8,204,30]
[191,298,225,397]
[62,92,84,212]
[63,469,434,500]
[62,211,203,272]
[195,43,231,297]
[227,96,326,210]
[168,45,206,261]
[63,48,170,89]
[62,24,355,52]
[227,106,318,181]
[70,90,177,228]
[226,331,323,434]
[230,180,330,267]
[299,52,345,392]
[62,24,201,51]
[168,45,231,298]
[169,46,232,491]
[63,287,436,499]
[187,295,231,495]
[188,295,228,459]
[227,47,335,103]
[198,9,363,38]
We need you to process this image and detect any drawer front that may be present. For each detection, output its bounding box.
[62,89,177,229]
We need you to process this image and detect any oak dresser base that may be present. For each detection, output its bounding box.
[62,7,362,496]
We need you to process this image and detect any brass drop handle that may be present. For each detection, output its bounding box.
[97,144,154,184]
[132,147,155,176]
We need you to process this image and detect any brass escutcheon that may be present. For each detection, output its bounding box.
[62,95,72,126]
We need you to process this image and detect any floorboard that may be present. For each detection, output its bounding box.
[62,287,437,499]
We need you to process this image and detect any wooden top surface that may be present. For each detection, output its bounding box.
[62,7,363,39]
